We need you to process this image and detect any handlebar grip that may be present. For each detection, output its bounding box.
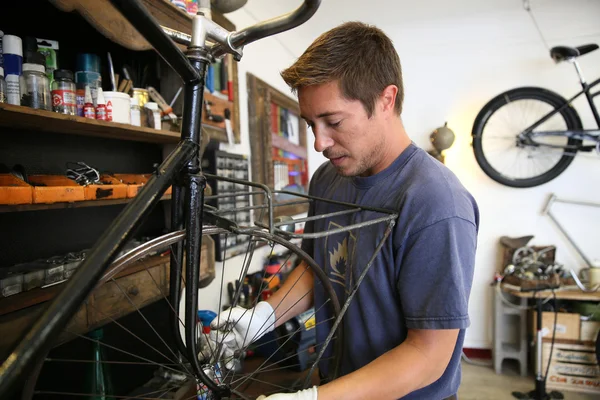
[229,0,320,49]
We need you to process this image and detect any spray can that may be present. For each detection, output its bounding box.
[0,30,4,68]
[2,35,22,105]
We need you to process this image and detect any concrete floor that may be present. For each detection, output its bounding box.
[458,361,598,400]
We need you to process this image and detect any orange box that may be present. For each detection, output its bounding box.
[29,175,85,204]
[112,174,150,198]
[84,175,127,201]
[0,174,33,205]
[112,174,172,198]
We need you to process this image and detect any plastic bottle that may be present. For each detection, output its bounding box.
[83,85,95,119]
[95,87,107,121]
[2,34,22,105]
[75,53,101,116]
[20,55,50,110]
[130,96,141,127]
[84,329,114,400]
[0,67,6,103]
[51,69,76,115]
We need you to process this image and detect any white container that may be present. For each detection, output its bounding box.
[130,96,141,127]
[144,101,161,130]
[103,91,131,124]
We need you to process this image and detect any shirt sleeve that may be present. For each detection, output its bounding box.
[397,216,477,330]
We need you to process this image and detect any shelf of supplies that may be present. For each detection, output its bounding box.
[0,254,169,317]
[501,283,600,301]
[0,193,171,213]
[271,132,307,159]
[0,103,180,144]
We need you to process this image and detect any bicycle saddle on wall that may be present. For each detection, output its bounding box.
[550,44,599,63]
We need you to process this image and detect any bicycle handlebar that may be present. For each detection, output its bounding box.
[228,0,320,50]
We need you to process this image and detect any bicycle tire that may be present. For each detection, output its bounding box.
[10,228,341,400]
[472,87,583,188]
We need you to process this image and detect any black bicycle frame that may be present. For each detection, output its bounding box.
[0,1,228,398]
[523,76,600,143]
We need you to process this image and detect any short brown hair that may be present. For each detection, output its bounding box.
[281,21,403,117]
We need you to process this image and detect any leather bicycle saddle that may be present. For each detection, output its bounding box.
[550,44,599,63]
[499,235,534,250]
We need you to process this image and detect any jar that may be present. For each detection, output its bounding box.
[0,67,6,103]
[144,101,161,129]
[130,96,141,127]
[20,62,50,110]
[75,53,102,115]
[51,69,76,115]
[132,88,149,108]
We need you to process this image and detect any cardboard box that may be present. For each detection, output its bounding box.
[543,341,600,395]
[581,320,600,342]
[532,311,580,340]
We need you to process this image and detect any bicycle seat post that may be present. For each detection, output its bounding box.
[570,59,587,86]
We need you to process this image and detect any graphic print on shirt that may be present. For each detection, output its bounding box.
[323,221,357,296]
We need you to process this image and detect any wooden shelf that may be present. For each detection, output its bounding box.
[502,283,600,301]
[0,254,169,317]
[0,103,180,144]
[0,194,171,213]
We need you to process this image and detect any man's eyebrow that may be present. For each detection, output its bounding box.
[300,111,341,121]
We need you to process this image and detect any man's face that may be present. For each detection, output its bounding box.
[299,81,387,177]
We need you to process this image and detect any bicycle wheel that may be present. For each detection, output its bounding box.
[472,87,583,188]
[9,227,341,400]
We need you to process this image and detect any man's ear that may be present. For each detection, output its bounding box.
[380,84,398,115]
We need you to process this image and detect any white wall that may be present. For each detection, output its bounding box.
[202,0,600,349]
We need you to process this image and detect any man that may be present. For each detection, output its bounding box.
[211,21,478,399]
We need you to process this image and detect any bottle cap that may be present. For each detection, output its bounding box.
[96,87,106,105]
[197,310,217,334]
[0,67,4,77]
[2,35,23,57]
[54,69,73,81]
[28,52,46,67]
[22,63,45,74]
[84,85,93,104]
[76,53,100,73]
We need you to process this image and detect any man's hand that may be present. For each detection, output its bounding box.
[257,386,318,400]
[209,301,275,369]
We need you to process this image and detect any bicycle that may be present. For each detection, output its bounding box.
[471,43,600,188]
[0,1,398,399]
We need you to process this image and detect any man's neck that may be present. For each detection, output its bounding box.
[364,118,411,176]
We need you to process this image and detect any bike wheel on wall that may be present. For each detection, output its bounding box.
[472,87,583,188]
[14,228,341,400]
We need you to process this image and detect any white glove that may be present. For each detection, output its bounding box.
[257,386,318,400]
[209,301,275,368]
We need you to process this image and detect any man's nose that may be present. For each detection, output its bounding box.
[313,128,334,153]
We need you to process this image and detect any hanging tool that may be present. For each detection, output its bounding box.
[147,86,178,123]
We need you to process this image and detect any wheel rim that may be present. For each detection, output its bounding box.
[479,98,571,183]
[22,228,341,400]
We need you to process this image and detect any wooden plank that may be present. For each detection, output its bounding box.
[50,0,234,51]
[0,256,168,316]
[0,103,180,144]
[0,194,171,213]
[502,284,600,301]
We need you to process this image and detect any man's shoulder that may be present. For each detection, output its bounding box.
[394,147,479,231]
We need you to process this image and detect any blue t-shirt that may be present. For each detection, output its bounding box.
[301,143,479,399]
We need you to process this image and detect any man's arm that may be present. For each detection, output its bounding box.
[266,261,314,328]
[318,328,459,400]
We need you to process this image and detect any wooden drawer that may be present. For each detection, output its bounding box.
[89,264,167,326]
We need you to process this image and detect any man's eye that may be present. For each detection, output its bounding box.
[328,121,341,128]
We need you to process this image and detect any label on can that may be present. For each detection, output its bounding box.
[51,89,76,107]
[6,75,20,105]
[83,104,95,119]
